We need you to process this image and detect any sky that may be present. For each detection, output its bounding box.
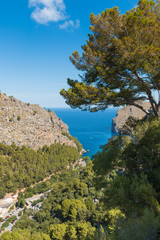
[0,0,138,108]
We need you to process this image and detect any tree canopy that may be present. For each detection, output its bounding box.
[61,0,160,117]
[1,120,160,239]
[0,142,80,198]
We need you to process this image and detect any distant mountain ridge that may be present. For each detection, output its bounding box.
[0,93,77,149]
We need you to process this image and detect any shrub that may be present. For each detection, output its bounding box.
[9,205,15,213]
[17,116,21,121]
[18,211,22,217]
[33,110,37,116]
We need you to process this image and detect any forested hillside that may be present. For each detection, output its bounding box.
[2,118,160,240]
[0,143,80,199]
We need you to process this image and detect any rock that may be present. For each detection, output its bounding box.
[112,101,152,133]
[0,94,77,149]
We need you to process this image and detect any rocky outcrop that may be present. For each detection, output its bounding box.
[0,94,77,149]
[112,101,152,133]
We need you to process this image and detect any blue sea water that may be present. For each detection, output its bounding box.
[53,108,118,159]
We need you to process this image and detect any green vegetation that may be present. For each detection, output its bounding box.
[11,163,107,239]
[0,230,50,240]
[9,118,13,122]
[32,196,44,206]
[9,96,14,100]
[33,110,37,115]
[24,178,55,198]
[0,142,80,198]
[17,116,21,121]
[58,1,160,236]
[60,0,160,117]
[17,192,26,208]
[2,119,160,238]
[18,211,23,217]
[62,132,83,152]
[91,118,160,238]
[8,205,15,213]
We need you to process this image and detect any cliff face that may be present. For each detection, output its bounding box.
[112,101,151,133]
[0,94,77,149]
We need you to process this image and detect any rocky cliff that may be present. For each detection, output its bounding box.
[112,101,152,133]
[0,94,77,149]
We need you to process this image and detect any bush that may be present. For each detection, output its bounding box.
[9,205,15,213]
[33,110,37,116]
[17,116,21,121]
[113,209,160,240]
[18,211,22,217]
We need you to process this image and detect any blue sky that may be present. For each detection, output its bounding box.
[0,0,137,107]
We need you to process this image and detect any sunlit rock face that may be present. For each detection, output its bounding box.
[0,94,76,149]
[112,101,151,133]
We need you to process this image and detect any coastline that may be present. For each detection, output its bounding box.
[53,108,117,158]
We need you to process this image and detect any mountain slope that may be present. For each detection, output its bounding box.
[0,93,76,149]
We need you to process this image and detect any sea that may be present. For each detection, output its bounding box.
[52,108,118,159]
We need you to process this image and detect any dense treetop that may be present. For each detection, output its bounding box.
[61,0,160,117]
[0,142,80,198]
